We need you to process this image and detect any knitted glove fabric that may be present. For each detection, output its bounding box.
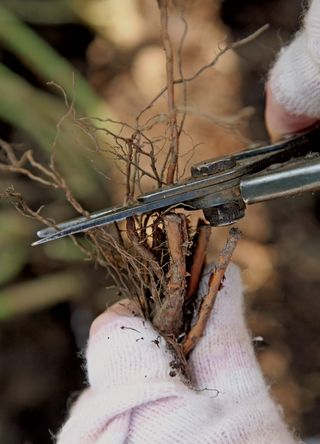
[266,0,320,138]
[56,264,301,444]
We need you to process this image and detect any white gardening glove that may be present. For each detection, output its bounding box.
[56,264,301,444]
[266,0,320,140]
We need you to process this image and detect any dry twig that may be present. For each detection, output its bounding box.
[186,223,212,301]
[136,24,269,122]
[153,213,188,336]
[157,0,179,184]
[183,228,241,355]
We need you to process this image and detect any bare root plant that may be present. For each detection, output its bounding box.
[0,1,268,377]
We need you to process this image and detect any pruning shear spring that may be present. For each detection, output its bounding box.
[33,126,320,246]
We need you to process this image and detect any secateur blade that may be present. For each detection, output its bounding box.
[33,125,320,246]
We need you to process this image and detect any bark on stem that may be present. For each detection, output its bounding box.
[186,224,212,301]
[183,228,241,355]
[153,214,188,336]
[158,0,179,184]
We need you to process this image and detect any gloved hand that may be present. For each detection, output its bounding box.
[56,265,301,443]
[265,0,320,140]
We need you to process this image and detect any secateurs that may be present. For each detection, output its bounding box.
[33,126,320,246]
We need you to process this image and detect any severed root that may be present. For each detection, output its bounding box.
[182,227,241,356]
[153,213,189,336]
[186,222,212,301]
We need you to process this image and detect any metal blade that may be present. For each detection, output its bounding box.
[37,206,117,238]
[33,186,208,246]
[34,169,248,245]
[32,201,155,246]
[33,125,320,246]
[37,171,240,239]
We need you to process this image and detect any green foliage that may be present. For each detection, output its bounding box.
[0,4,109,117]
[0,5,114,196]
[0,3,114,317]
[0,271,88,320]
[0,244,28,286]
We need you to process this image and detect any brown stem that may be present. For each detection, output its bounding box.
[176,3,188,138]
[125,141,133,202]
[136,24,269,122]
[158,0,179,184]
[182,227,241,355]
[186,224,212,301]
[153,213,188,336]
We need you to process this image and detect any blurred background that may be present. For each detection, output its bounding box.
[0,0,320,442]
